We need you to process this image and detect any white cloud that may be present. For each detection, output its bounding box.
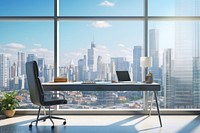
[30,48,48,53]
[100,0,115,7]
[5,43,25,49]
[92,21,112,28]
[33,44,41,47]
[118,44,125,47]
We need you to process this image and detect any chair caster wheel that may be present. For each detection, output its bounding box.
[51,126,54,129]
[43,119,46,122]
[63,121,66,125]
[29,124,32,128]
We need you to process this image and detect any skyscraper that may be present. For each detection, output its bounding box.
[38,58,45,82]
[88,42,96,72]
[163,48,174,108]
[0,54,9,88]
[10,62,17,78]
[174,0,199,108]
[133,46,142,82]
[97,56,106,81]
[17,51,25,76]
[149,29,160,83]
[78,55,87,81]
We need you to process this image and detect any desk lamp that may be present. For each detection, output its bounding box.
[140,57,152,83]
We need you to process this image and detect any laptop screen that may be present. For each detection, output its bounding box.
[116,71,131,81]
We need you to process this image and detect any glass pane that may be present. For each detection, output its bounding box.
[149,0,200,16]
[59,0,144,16]
[59,21,144,109]
[0,22,54,109]
[149,21,200,109]
[0,0,54,16]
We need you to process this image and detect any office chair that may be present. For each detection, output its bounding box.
[26,61,67,129]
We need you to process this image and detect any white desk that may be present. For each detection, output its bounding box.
[42,82,162,127]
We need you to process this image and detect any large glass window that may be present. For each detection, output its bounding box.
[59,21,144,109]
[59,0,143,16]
[149,21,200,109]
[0,0,54,16]
[149,0,200,16]
[0,22,54,109]
[0,0,200,111]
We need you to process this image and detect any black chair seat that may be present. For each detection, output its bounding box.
[43,99,67,106]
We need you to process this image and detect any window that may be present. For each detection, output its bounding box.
[0,0,54,16]
[59,21,143,109]
[0,0,200,111]
[59,0,143,16]
[0,22,54,109]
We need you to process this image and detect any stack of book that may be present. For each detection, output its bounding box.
[54,77,68,82]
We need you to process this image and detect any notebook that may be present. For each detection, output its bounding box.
[116,71,134,83]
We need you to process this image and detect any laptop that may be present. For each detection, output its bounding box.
[116,71,134,83]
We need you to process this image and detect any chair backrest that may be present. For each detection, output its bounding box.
[26,61,44,106]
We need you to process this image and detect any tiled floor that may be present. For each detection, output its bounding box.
[0,115,200,133]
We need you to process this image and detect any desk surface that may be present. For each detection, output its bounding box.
[42,82,160,91]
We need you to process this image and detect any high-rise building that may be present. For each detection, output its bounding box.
[78,55,87,81]
[163,48,174,108]
[0,54,9,89]
[110,61,117,81]
[149,29,160,83]
[133,46,142,82]
[174,0,199,108]
[17,51,25,76]
[97,56,106,81]
[10,62,17,78]
[44,64,54,82]
[38,58,45,82]
[88,42,96,72]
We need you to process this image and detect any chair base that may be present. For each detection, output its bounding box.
[29,106,66,129]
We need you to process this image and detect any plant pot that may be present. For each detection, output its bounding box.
[3,110,16,118]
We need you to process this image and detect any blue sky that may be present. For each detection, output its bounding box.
[0,0,176,66]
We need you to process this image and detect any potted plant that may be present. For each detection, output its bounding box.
[1,91,19,117]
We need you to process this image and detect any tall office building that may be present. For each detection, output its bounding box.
[78,55,87,81]
[17,51,25,76]
[97,56,106,81]
[44,64,54,82]
[163,49,174,108]
[38,58,45,82]
[133,46,142,82]
[10,62,17,78]
[0,54,9,88]
[110,61,117,81]
[174,0,200,108]
[192,0,200,108]
[67,60,76,81]
[149,29,160,83]
[88,42,96,72]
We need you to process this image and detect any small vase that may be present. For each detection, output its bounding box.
[3,110,16,118]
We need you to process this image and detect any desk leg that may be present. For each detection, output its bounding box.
[149,91,154,116]
[154,91,162,127]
